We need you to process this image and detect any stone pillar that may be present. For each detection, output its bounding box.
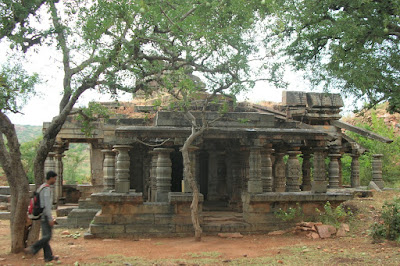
[261,145,274,192]
[155,148,174,202]
[54,152,64,204]
[372,154,384,189]
[149,150,158,201]
[44,152,56,177]
[207,149,218,200]
[247,146,263,193]
[312,148,327,193]
[216,151,228,198]
[90,143,104,188]
[286,150,301,192]
[350,152,360,188]
[113,145,132,193]
[273,152,286,192]
[182,146,199,193]
[328,153,341,188]
[101,149,116,192]
[301,151,312,191]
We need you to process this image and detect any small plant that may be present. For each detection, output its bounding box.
[315,201,353,228]
[274,203,303,222]
[370,197,400,242]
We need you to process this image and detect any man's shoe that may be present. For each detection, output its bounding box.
[45,255,59,262]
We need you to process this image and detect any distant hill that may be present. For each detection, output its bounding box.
[14,125,42,143]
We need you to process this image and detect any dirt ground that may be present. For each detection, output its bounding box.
[0,191,400,265]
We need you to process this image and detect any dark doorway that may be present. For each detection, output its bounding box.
[199,151,209,200]
[170,148,183,192]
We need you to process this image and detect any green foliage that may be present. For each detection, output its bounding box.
[20,136,42,183]
[63,143,90,185]
[271,0,400,112]
[76,102,110,137]
[0,62,39,113]
[345,109,400,186]
[274,203,303,222]
[370,197,400,242]
[315,201,353,228]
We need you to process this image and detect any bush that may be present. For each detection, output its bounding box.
[315,201,353,228]
[370,197,400,242]
[274,203,303,222]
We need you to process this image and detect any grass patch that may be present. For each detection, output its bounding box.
[186,251,222,258]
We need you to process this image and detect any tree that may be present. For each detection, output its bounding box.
[271,0,400,112]
[0,0,271,251]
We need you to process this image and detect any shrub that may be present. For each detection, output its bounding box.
[274,203,303,222]
[315,201,353,228]
[370,197,400,242]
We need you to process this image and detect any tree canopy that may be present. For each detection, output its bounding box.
[271,0,400,112]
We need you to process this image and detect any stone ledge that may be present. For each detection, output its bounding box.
[91,192,143,203]
[246,192,353,202]
[168,192,204,203]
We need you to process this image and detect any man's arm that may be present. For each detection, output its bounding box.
[41,187,53,222]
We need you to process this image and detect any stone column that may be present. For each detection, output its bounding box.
[44,152,56,177]
[286,150,302,192]
[328,153,341,188]
[312,147,327,193]
[273,152,286,192]
[101,149,116,192]
[149,150,158,201]
[113,145,132,193]
[301,151,312,191]
[261,145,274,192]
[350,152,360,188]
[372,154,384,189]
[155,148,174,202]
[247,146,263,193]
[182,146,199,193]
[216,151,228,198]
[54,152,64,204]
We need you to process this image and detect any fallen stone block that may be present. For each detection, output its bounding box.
[267,230,288,236]
[217,232,243,238]
[368,181,382,192]
[315,224,337,239]
[307,232,320,239]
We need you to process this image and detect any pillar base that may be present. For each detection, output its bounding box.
[311,181,327,193]
[115,181,130,193]
[247,180,263,193]
[372,180,385,189]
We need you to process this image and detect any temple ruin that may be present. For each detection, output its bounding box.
[43,91,390,238]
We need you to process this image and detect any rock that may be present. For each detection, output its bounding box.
[307,232,320,239]
[277,260,283,264]
[268,230,287,236]
[342,223,350,232]
[217,233,243,238]
[0,258,5,261]
[61,230,70,235]
[315,224,337,239]
[336,227,346,237]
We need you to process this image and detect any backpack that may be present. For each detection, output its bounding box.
[28,184,49,220]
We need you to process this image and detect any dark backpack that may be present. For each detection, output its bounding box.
[28,184,49,220]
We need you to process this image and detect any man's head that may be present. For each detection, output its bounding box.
[46,171,57,185]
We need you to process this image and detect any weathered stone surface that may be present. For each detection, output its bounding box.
[282,91,307,106]
[267,230,287,236]
[372,154,385,189]
[90,224,125,234]
[315,224,336,239]
[306,92,344,107]
[125,224,175,234]
[368,181,382,192]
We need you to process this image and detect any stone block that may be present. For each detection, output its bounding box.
[90,224,125,234]
[312,181,328,193]
[282,91,307,106]
[93,215,113,225]
[125,224,174,234]
[315,224,336,239]
[56,207,77,217]
[113,214,155,224]
[154,214,174,225]
[78,199,101,209]
[247,180,263,193]
[243,202,271,213]
[306,92,343,108]
[302,203,322,215]
[68,209,99,218]
[175,224,195,233]
[174,203,192,215]
[0,195,10,203]
[0,186,10,195]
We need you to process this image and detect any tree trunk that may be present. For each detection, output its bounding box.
[0,112,30,253]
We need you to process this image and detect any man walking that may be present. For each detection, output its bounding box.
[25,170,59,262]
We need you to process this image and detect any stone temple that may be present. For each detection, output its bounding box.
[43,91,390,237]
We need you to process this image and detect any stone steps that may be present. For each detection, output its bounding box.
[202,211,250,233]
[0,212,10,220]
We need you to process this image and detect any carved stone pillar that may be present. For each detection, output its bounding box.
[102,149,116,192]
[350,152,360,188]
[328,153,341,188]
[312,148,327,193]
[248,146,263,194]
[286,150,302,192]
[149,150,158,201]
[155,148,174,202]
[273,152,286,192]
[372,154,384,189]
[44,152,56,178]
[261,144,274,192]
[54,151,64,204]
[301,151,312,191]
[182,146,199,193]
[113,145,132,193]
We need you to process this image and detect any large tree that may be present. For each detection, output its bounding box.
[0,0,270,252]
[271,0,400,112]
